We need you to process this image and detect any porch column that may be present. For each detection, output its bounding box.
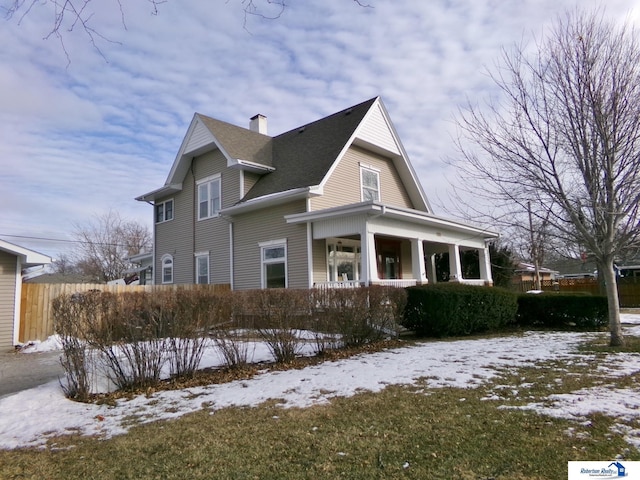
[411,238,427,284]
[448,244,463,282]
[360,230,378,286]
[479,246,493,285]
[427,254,437,283]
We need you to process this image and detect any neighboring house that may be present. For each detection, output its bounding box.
[137,97,498,290]
[124,252,154,285]
[0,240,51,350]
[513,262,559,283]
[24,272,98,284]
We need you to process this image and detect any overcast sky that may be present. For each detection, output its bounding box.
[1,0,638,259]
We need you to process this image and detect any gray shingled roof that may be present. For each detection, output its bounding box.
[197,115,273,167]
[240,97,378,202]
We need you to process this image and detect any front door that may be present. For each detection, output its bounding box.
[376,239,402,279]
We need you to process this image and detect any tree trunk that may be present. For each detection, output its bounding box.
[600,261,624,347]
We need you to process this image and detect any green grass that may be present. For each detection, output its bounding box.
[2,337,639,480]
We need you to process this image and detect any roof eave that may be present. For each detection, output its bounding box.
[221,186,322,216]
[0,240,52,266]
[285,201,499,238]
[136,183,183,202]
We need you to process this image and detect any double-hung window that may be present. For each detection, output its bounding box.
[360,165,380,202]
[195,253,210,284]
[197,174,221,220]
[260,240,287,288]
[155,199,174,223]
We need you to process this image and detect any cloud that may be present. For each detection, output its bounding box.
[0,0,638,257]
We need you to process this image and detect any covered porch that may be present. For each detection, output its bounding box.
[285,202,498,289]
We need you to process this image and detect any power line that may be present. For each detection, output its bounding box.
[0,233,137,248]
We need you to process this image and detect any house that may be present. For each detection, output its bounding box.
[0,240,51,350]
[123,252,154,285]
[513,262,559,283]
[137,97,498,289]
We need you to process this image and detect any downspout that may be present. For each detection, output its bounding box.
[142,199,157,285]
[306,197,313,288]
[13,257,22,345]
[306,222,313,288]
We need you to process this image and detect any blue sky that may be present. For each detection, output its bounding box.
[1,0,638,259]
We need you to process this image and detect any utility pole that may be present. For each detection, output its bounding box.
[528,202,541,290]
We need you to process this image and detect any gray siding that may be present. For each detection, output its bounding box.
[311,239,328,284]
[242,171,262,197]
[311,146,414,211]
[233,200,308,290]
[0,251,17,349]
[154,149,239,285]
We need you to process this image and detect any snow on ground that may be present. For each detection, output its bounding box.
[1,322,640,451]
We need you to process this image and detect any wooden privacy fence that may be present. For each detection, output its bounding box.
[19,283,231,344]
[511,277,640,308]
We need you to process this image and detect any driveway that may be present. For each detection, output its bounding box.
[0,350,64,400]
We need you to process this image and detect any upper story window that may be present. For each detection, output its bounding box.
[260,239,287,288]
[161,254,174,284]
[360,165,380,202]
[197,175,220,220]
[155,199,174,223]
[197,174,221,220]
[195,252,209,285]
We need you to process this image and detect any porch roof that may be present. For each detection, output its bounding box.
[285,201,499,240]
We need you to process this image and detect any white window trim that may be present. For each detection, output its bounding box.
[196,174,221,221]
[326,238,361,282]
[360,165,380,202]
[161,254,174,284]
[155,198,174,224]
[259,239,287,288]
[195,252,210,284]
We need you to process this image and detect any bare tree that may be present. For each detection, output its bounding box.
[453,8,640,346]
[50,253,80,275]
[3,0,372,62]
[71,210,151,282]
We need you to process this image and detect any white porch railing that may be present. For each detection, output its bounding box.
[314,279,489,289]
[314,279,418,289]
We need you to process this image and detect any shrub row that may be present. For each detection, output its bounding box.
[402,284,609,338]
[402,283,518,337]
[52,286,407,401]
[516,292,608,329]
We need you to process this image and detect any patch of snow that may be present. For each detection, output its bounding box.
[18,335,63,353]
[1,315,639,450]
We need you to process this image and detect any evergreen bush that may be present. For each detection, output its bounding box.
[402,283,518,337]
[516,293,608,330]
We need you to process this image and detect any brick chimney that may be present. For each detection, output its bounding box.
[249,114,267,134]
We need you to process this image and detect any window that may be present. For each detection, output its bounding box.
[260,240,287,288]
[155,199,174,223]
[197,175,221,220]
[360,166,380,201]
[161,254,173,284]
[195,253,209,284]
[327,240,361,282]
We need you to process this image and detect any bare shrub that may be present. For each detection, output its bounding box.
[160,289,215,378]
[211,291,254,368]
[89,292,169,391]
[52,293,100,401]
[316,286,407,347]
[249,289,311,363]
[308,291,342,354]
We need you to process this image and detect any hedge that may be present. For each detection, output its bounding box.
[516,292,608,329]
[402,283,518,337]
